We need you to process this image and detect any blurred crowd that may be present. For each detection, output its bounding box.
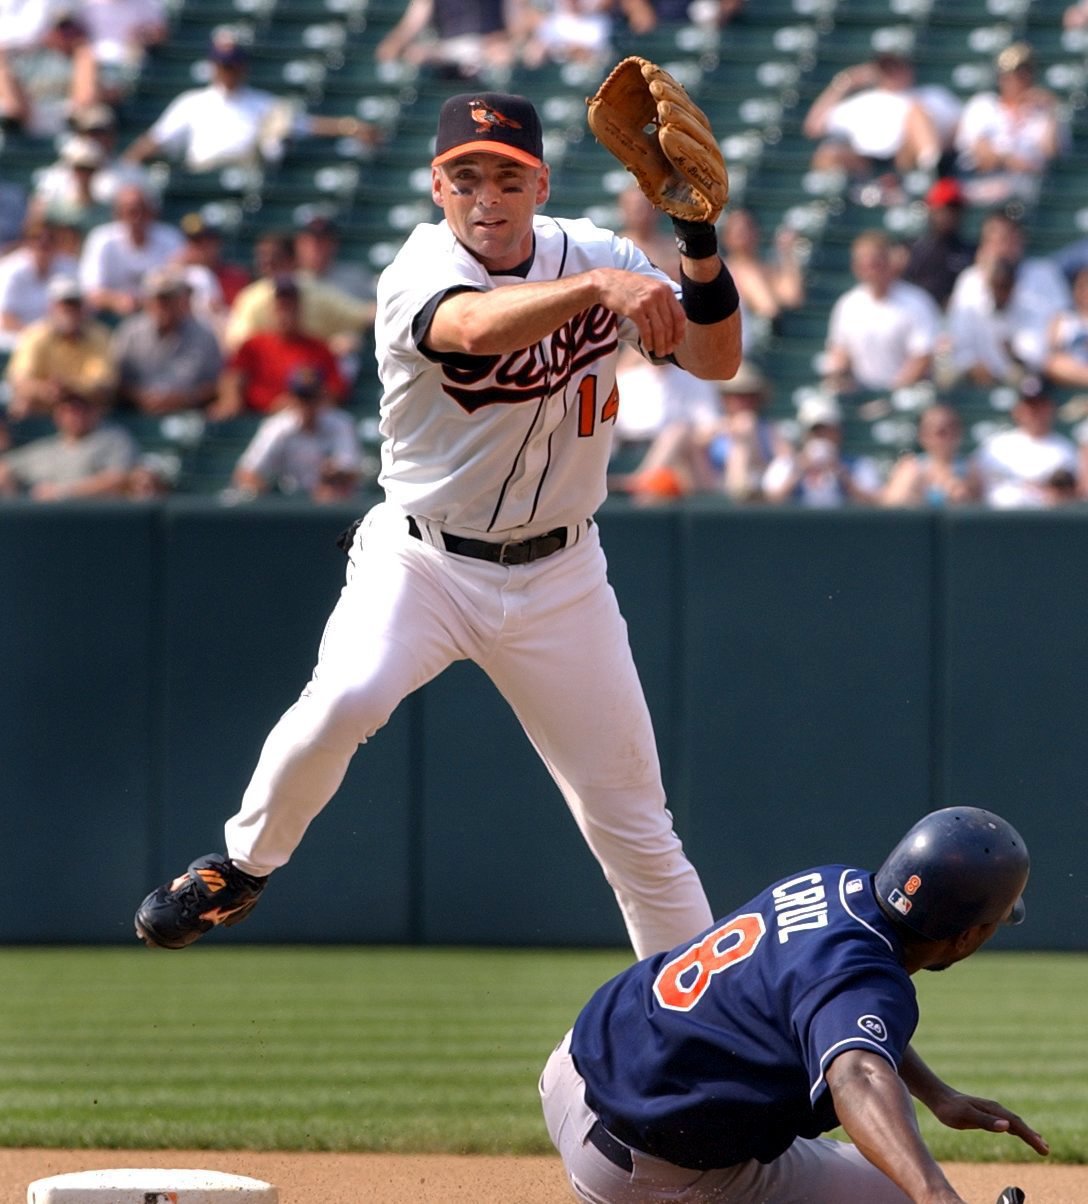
[613,32,1088,511]
[0,187,375,501]
[1,0,1087,508]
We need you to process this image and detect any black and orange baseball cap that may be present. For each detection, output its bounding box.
[432,92,543,169]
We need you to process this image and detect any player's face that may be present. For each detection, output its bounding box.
[432,155,550,273]
[925,898,1019,972]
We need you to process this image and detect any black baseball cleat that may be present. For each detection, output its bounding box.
[996,1189,1026,1204]
[134,854,268,949]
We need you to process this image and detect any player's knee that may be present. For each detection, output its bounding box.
[305,679,398,746]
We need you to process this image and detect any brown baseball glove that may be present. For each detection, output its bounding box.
[586,56,729,224]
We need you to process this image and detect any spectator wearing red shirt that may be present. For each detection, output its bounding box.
[212,274,346,419]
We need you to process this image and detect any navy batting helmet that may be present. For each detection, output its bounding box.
[875,807,1029,941]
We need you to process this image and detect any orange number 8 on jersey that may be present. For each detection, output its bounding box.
[653,914,767,1012]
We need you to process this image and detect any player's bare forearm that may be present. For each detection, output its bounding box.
[671,255,742,379]
[427,269,683,359]
[900,1045,952,1110]
[827,1050,964,1204]
[675,307,741,380]
[426,275,605,356]
[901,1046,1049,1156]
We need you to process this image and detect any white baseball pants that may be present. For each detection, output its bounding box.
[540,1032,914,1204]
[224,501,712,959]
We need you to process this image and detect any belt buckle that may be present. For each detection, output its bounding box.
[498,538,526,566]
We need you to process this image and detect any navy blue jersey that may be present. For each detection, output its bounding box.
[570,865,919,1171]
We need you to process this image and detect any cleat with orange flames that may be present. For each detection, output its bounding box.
[134,854,268,949]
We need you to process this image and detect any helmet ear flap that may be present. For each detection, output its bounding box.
[875,808,1029,942]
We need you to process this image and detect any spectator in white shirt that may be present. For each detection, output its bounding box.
[0,215,78,351]
[802,53,946,190]
[122,35,378,173]
[945,257,1027,387]
[946,211,1071,375]
[231,365,363,501]
[79,183,185,317]
[973,377,1079,508]
[823,229,942,393]
[955,42,1064,206]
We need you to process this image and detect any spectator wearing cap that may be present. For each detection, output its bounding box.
[176,213,250,306]
[900,179,976,309]
[78,184,185,318]
[55,102,154,200]
[881,404,981,507]
[111,268,222,415]
[230,365,364,501]
[0,11,99,137]
[26,134,113,235]
[946,211,1071,377]
[762,394,881,507]
[0,386,136,500]
[822,230,942,394]
[122,35,379,174]
[0,214,79,351]
[972,378,1079,508]
[801,53,948,195]
[4,276,115,419]
[224,230,375,353]
[32,116,151,223]
[955,43,1064,207]
[214,275,347,420]
[294,214,375,303]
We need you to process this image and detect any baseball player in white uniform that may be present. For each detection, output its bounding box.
[135,90,743,959]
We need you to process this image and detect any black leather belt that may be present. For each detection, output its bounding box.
[586,1120,633,1173]
[406,515,589,566]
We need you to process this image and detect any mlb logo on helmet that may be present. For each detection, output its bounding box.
[886,888,912,917]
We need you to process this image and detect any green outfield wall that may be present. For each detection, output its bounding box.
[2,499,1084,949]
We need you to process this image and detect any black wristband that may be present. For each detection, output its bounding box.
[672,217,719,259]
[680,264,740,325]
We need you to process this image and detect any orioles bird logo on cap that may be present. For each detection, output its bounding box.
[470,101,522,134]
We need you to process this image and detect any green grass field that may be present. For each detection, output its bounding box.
[0,947,1083,1163]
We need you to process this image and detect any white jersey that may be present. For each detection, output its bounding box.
[374,213,678,538]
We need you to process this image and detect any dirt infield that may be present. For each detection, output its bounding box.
[4,1149,1083,1203]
